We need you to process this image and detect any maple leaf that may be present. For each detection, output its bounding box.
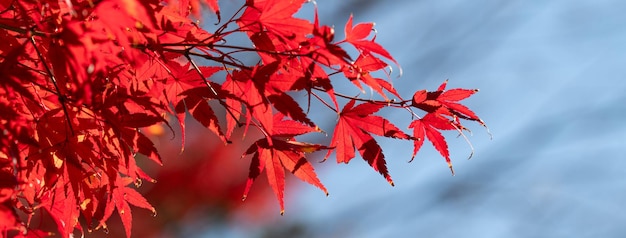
[162,63,222,106]
[409,80,484,175]
[222,67,274,137]
[238,0,312,42]
[242,114,329,214]
[121,127,164,166]
[344,53,401,100]
[132,58,216,107]
[306,7,352,67]
[41,174,82,238]
[412,80,483,124]
[325,99,410,185]
[154,6,214,44]
[342,15,399,68]
[268,93,315,127]
[409,113,455,174]
[168,63,223,134]
[175,85,228,143]
[93,0,155,62]
[97,174,155,238]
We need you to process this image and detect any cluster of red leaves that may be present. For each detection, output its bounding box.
[98,120,276,237]
[0,0,485,237]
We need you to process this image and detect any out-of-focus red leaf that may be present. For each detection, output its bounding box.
[0,201,20,234]
[109,175,155,238]
[0,171,17,203]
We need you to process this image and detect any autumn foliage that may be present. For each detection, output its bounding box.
[0,0,485,237]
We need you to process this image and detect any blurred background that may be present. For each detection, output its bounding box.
[100,0,626,237]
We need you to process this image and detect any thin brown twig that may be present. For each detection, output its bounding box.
[29,36,75,136]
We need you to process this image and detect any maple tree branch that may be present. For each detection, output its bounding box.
[310,91,337,113]
[214,44,312,58]
[0,60,59,95]
[162,47,252,70]
[28,36,75,136]
[0,22,48,37]
[213,49,251,69]
[315,87,405,108]
[158,43,309,59]
[185,54,241,141]
[315,85,423,122]
[208,4,247,38]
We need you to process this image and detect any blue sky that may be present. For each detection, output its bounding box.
[197,1,626,237]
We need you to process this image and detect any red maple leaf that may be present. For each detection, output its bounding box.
[222,67,274,137]
[167,64,222,105]
[238,0,312,42]
[175,85,228,144]
[167,64,227,149]
[242,114,329,215]
[409,80,484,175]
[341,15,399,68]
[41,175,81,238]
[409,113,455,174]
[92,0,155,61]
[325,99,410,185]
[412,80,482,124]
[307,7,352,67]
[344,52,401,100]
[97,174,155,238]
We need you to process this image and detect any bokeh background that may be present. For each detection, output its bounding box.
[107,1,626,237]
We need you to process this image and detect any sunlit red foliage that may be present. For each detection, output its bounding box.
[0,0,485,237]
